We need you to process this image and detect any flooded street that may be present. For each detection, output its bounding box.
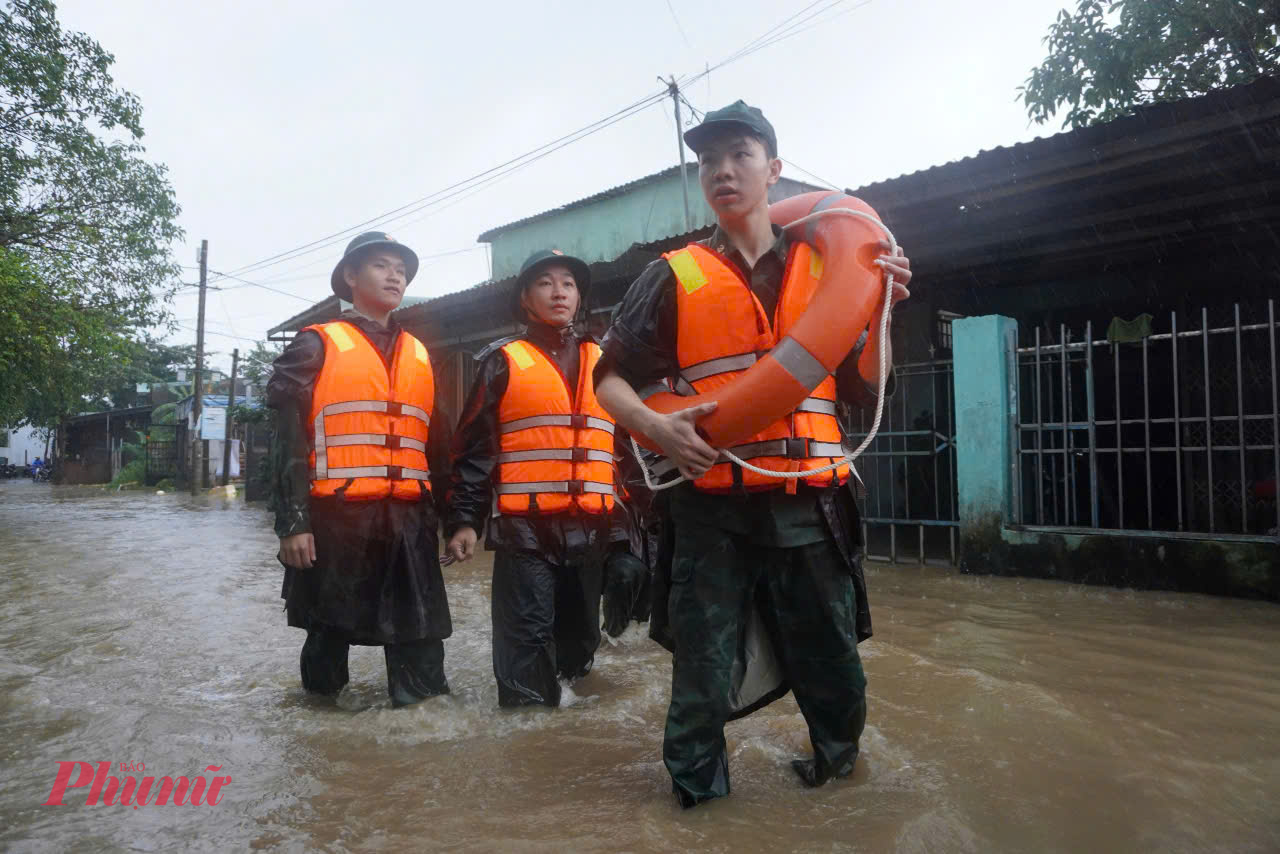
[1,480,1278,853]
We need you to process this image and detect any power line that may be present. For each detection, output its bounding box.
[779,158,841,189]
[206,269,314,303]
[240,244,487,289]
[218,90,673,280]
[715,0,874,69]
[202,1,873,288]
[700,0,829,76]
[218,291,240,339]
[677,93,703,121]
[175,322,259,343]
[681,0,875,91]
[238,94,667,277]
[664,0,694,50]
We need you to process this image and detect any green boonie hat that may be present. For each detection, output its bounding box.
[512,249,591,322]
[330,231,419,301]
[683,99,777,156]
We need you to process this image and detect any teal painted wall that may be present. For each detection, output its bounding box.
[953,315,1018,527]
[487,172,820,280]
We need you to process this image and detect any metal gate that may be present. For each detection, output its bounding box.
[145,438,178,486]
[846,358,959,565]
[1014,300,1279,540]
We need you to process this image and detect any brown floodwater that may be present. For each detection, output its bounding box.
[1,479,1277,852]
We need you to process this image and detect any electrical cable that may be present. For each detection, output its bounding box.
[705,0,829,74]
[218,91,672,279]
[174,323,259,343]
[205,269,314,303]
[664,0,694,50]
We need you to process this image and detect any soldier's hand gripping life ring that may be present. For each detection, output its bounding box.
[633,191,893,454]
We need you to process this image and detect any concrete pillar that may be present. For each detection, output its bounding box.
[952,315,1018,567]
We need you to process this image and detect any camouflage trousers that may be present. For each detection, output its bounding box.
[663,525,867,807]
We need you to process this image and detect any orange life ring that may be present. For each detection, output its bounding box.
[634,191,887,452]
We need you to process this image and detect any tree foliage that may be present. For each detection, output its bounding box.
[99,337,198,409]
[1020,0,1280,128]
[0,246,133,425]
[241,340,283,387]
[0,0,182,427]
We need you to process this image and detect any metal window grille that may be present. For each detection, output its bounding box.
[1014,300,1279,541]
[936,310,962,356]
[846,358,959,565]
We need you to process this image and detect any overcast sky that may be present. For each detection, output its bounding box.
[58,0,1076,373]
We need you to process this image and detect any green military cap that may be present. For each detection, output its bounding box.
[330,231,419,301]
[683,100,777,156]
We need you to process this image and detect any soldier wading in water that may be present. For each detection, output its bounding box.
[445,250,618,708]
[595,101,913,807]
[268,232,454,707]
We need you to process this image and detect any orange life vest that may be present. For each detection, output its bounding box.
[305,321,434,501]
[646,241,849,493]
[494,338,616,515]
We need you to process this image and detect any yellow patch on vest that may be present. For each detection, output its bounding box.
[808,248,824,280]
[412,336,429,365]
[325,323,356,352]
[505,341,536,371]
[669,250,708,295]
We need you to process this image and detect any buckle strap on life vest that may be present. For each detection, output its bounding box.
[648,437,847,477]
[721,438,846,461]
[496,448,614,464]
[494,481,615,496]
[323,433,428,452]
[499,414,616,435]
[320,399,431,424]
[641,391,835,477]
[313,465,431,480]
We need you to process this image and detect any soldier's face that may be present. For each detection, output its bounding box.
[697,133,780,220]
[521,264,580,327]
[345,250,407,313]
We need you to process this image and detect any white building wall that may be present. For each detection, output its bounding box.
[1,426,50,465]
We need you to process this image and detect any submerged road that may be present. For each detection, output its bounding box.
[1,479,1278,852]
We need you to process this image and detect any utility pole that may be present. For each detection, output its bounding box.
[667,75,692,233]
[191,239,208,496]
[221,348,238,487]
